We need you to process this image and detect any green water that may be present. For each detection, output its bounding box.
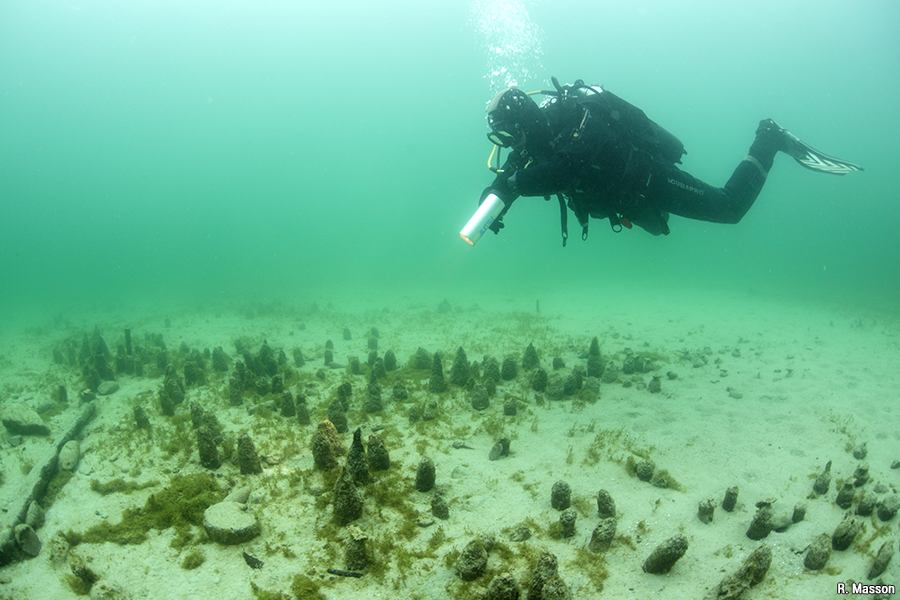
[1,0,898,323]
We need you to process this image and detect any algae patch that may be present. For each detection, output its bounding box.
[69,473,223,546]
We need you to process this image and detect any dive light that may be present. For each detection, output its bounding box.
[459,193,506,246]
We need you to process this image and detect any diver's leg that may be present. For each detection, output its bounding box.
[650,123,783,224]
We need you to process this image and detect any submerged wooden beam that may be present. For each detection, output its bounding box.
[0,402,96,566]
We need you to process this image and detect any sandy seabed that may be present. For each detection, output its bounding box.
[0,282,898,600]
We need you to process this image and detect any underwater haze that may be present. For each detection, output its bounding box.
[1,0,899,320]
[3,2,900,599]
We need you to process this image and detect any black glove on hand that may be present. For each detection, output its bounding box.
[477,171,519,234]
[490,172,514,203]
[479,186,514,234]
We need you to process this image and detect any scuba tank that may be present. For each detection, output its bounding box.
[546,77,686,165]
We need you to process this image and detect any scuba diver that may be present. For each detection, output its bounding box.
[460,77,863,246]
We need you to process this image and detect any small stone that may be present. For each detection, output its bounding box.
[25,501,45,529]
[589,518,616,553]
[97,381,119,396]
[792,502,806,523]
[769,512,794,532]
[852,442,867,459]
[203,501,260,544]
[634,459,655,482]
[509,525,531,542]
[559,508,577,538]
[643,534,688,574]
[596,489,616,519]
[551,481,571,511]
[1,403,50,436]
[455,539,488,581]
[59,440,80,471]
[698,498,717,524]
[648,376,661,394]
[224,486,252,503]
[14,524,42,556]
[416,458,436,492]
[804,533,832,570]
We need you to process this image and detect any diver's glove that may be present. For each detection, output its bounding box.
[477,187,505,233]
[478,184,517,234]
[478,171,520,233]
[488,171,516,204]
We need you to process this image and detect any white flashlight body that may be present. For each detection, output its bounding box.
[459,193,506,246]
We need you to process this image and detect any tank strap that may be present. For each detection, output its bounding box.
[556,195,569,247]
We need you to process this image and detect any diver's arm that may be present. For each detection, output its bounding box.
[508,150,588,196]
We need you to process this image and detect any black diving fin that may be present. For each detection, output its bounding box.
[769,119,864,175]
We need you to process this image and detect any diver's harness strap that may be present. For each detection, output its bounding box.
[554,194,589,246]
[555,195,568,246]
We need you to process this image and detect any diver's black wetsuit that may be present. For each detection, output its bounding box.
[490,93,778,237]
